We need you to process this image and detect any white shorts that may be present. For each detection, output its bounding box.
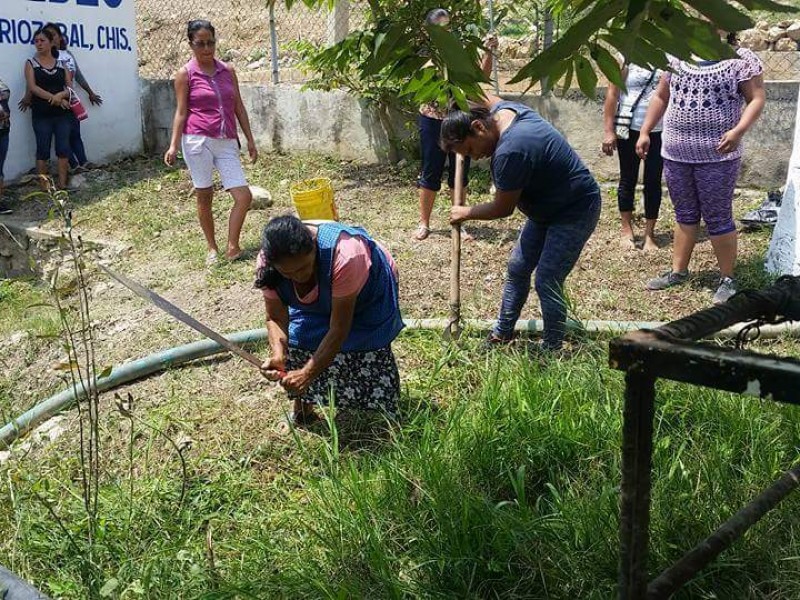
[181,134,248,191]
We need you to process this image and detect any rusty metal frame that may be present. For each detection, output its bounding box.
[609,276,800,599]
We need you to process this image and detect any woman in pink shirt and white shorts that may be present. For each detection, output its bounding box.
[164,20,257,265]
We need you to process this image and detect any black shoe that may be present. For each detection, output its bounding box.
[480,332,516,352]
[0,201,12,215]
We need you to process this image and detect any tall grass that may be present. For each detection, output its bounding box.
[210,339,800,599]
[3,335,800,598]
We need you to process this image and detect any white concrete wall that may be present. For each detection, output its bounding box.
[0,0,142,180]
[142,79,797,191]
[141,79,395,163]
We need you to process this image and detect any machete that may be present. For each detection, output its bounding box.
[99,264,266,370]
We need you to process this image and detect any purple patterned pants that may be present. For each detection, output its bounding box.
[663,158,741,236]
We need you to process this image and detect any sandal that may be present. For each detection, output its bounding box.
[285,409,322,427]
[205,250,219,266]
[412,224,431,241]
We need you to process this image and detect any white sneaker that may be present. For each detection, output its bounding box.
[713,277,737,304]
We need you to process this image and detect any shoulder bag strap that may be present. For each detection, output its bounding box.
[628,69,658,115]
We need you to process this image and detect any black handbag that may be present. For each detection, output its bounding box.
[614,68,657,140]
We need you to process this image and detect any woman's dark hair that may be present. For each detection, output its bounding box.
[726,31,739,46]
[254,215,315,289]
[439,106,492,153]
[43,23,67,54]
[187,20,215,42]
[32,27,55,44]
[425,8,450,25]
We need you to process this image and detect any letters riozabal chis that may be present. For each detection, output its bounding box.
[1,11,131,52]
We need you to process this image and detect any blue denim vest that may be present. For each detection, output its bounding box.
[275,223,404,352]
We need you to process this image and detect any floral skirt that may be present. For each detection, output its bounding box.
[286,345,400,415]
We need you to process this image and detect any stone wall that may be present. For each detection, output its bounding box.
[0,221,55,279]
[141,79,799,190]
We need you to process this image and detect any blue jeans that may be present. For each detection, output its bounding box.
[494,194,601,349]
[32,114,72,160]
[0,131,8,179]
[69,115,88,168]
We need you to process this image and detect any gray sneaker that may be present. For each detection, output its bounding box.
[713,277,737,304]
[646,270,689,291]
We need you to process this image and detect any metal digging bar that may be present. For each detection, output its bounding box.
[609,275,800,600]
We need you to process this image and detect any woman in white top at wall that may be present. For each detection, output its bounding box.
[602,61,665,251]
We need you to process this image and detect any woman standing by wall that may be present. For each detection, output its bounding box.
[636,34,765,304]
[0,76,11,214]
[602,60,665,251]
[164,20,257,266]
[43,22,103,171]
[24,28,73,190]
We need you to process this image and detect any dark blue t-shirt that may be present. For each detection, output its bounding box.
[491,101,599,223]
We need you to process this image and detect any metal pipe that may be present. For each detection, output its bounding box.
[647,462,800,598]
[618,371,656,600]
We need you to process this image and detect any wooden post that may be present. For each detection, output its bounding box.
[445,153,466,340]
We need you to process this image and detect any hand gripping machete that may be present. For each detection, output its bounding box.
[99,264,266,370]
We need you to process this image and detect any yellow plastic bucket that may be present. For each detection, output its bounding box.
[290,177,338,221]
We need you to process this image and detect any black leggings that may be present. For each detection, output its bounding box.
[617,130,663,220]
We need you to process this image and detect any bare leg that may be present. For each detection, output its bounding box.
[672,223,699,273]
[709,231,737,279]
[196,187,218,253]
[226,185,252,259]
[643,218,659,252]
[620,210,635,249]
[414,186,437,240]
[36,160,49,190]
[56,157,69,190]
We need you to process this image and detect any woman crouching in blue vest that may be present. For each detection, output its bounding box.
[255,215,404,425]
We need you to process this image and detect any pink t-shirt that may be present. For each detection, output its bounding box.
[257,232,398,303]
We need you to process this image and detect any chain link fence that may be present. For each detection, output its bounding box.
[136,0,370,83]
[760,50,800,81]
[135,0,800,87]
